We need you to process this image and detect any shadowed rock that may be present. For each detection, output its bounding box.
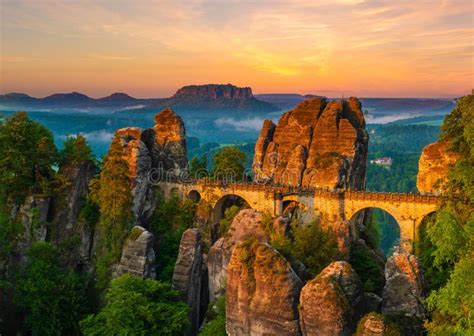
[116,226,156,279]
[172,229,203,335]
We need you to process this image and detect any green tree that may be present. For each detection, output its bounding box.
[59,134,94,166]
[189,155,208,178]
[80,274,189,336]
[14,242,88,335]
[150,193,194,282]
[199,296,226,336]
[287,219,340,277]
[212,146,246,181]
[218,205,240,238]
[421,94,474,334]
[0,112,57,203]
[91,137,133,288]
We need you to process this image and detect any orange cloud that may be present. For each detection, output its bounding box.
[0,0,472,98]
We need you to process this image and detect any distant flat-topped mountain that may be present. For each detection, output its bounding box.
[0,84,278,112]
[145,84,278,113]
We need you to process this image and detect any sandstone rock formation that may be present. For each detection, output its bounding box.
[172,229,203,335]
[115,108,187,225]
[355,312,400,336]
[207,209,270,302]
[299,261,363,336]
[116,226,156,279]
[417,140,459,193]
[52,161,97,265]
[382,252,426,319]
[226,241,303,336]
[253,97,368,189]
[13,196,50,260]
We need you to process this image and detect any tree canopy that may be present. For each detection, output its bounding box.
[421,94,474,334]
[80,274,189,336]
[0,112,57,203]
[212,146,246,181]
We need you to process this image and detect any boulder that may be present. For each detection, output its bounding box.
[172,229,203,335]
[382,252,426,324]
[253,97,368,189]
[116,226,156,279]
[207,209,269,302]
[299,261,363,336]
[226,241,303,336]
[417,141,459,193]
[355,312,400,336]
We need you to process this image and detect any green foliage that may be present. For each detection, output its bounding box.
[189,155,208,178]
[426,250,474,335]
[219,205,240,237]
[91,137,134,288]
[0,112,57,203]
[59,134,94,166]
[14,242,88,335]
[80,274,189,336]
[349,243,385,292]
[150,193,194,282]
[421,94,474,334]
[199,296,226,336]
[79,197,100,232]
[362,213,381,250]
[212,146,246,181]
[286,219,340,277]
[366,154,419,192]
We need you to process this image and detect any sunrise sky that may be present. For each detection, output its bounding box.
[0,0,472,98]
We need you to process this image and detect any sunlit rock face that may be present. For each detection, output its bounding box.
[207,209,269,303]
[115,108,188,225]
[299,261,363,336]
[116,226,156,279]
[253,97,368,189]
[382,252,426,335]
[417,140,459,193]
[226,241,303,336]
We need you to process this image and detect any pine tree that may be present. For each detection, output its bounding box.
[91,136,133,288]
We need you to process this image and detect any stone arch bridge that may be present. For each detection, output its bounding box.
[158,181,439,252]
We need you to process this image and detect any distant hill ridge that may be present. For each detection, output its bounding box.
[0,84,278,113]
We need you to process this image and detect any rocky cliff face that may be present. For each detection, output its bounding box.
[52,160,97,267]
[13,196,51,261]
[174,84,252,100]
[299,261,363,336]
[116,108,187,225]
[382,252,426,335]
[253,97,368,189]
[116,226,156,279]
[417,141,459,193]
[226,241,303,336]
[207,209,270,302]
[172,229,203,335]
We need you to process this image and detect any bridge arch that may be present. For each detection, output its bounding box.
[348,207,401,255]
[212,194,251,226]
[187,190,201,203]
